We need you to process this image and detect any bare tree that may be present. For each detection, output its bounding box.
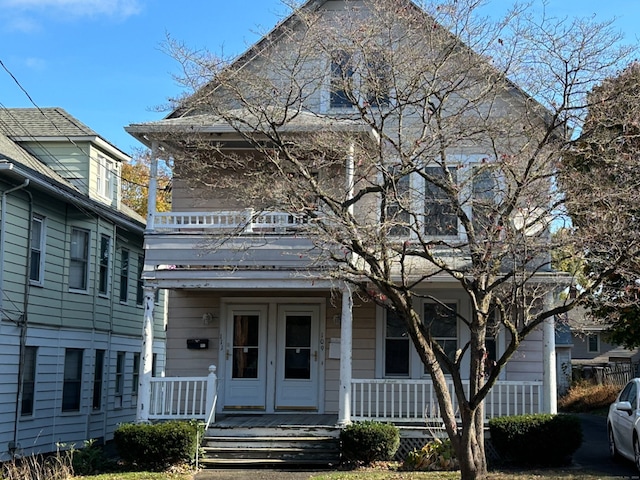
[148,1,635,478]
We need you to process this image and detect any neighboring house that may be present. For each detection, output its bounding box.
[124,0,561,434]
[0,108,166,460]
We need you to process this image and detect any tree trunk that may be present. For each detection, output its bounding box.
[458,405,488,480]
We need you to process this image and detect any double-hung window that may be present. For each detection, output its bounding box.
[115,351,125,408]
[62,348,83,412]
[385,166,411,236]
[364,55,391,108]
[424,166,458,236]
[30,216,45,285]
[424,302,458,374]
[471,165,501,235]
[69,228,89,291]
[119,249,129,303]
[587,333,600,353]
[21,346,37,416]
[136,254,144,306]
[330,50,354,109]
[92,349,105,410]
[384,310,410,376]
[98,235,111,296]
[97,156,114,201]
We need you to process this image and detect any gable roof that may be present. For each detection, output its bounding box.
[0,107,130,161]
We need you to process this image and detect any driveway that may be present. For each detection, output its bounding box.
[573,413,637,476]
[194,414,638,479]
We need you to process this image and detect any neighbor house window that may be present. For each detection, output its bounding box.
[97,156,114,200]
[587,333,599,353]
[21,346,37,416]
[115,351,125,408]
[69,228,89,291]
[136,254,144,305]
[385,166,411,236]
[132,352,140,396]
[424,302,458,374]
[62,348,83,412]
[30,216,45,285]
[119,249,129,303]
[385,310,410,377]
[330,50,354,109]
[98,235,110,296]
[92,349,105,410]
[424,166,458,236]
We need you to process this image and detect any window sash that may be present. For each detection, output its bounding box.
[120,249,129,303]
[62,349,83,412]
[424,302,458,374]
[115,351,125,408]
[132,352,140,395]
[330,50,354,109]
[424,166,458,236]
[385,167,412,236]
[99,235,110,295]
[70,229,89,290]
[136,254,144,305]
[30,217,45,283]
[92,349,105,410]
[384,310,410,376]
[97,156,114,200]
[21,346,37,416]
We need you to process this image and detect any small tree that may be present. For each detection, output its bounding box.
[143,1,635,479]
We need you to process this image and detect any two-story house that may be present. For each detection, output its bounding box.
[0,108,166,460]
[124,0,565,462]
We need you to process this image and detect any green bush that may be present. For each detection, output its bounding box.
[71,439,112,475]
[488,413,582,466]
[114,420,202,471]
[402,437,458,471]
[340,421,400,465]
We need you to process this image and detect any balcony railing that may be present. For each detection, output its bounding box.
[350,378,543,423]
[148,210,307,234]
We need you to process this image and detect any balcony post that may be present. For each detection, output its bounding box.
[136,286,156,422]
[205,365,218,427]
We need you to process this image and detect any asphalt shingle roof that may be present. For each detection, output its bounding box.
[0,107,98,138]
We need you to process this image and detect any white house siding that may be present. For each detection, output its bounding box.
[504,328,544,381]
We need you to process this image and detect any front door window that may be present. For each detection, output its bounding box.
[232,314,260,379]
[284,315,312,380]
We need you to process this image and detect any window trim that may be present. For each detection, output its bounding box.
[29,215,46,286]
[69,228,90,292]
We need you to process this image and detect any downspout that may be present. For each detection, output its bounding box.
[1,179,32,456]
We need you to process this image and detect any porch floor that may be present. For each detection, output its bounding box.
[213,413,339,428]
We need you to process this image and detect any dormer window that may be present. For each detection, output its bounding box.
[97,155,114,201]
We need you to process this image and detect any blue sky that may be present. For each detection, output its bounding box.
[0,0,638,156]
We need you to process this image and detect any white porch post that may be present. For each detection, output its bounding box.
[338,286,353,425]
[146,141,159,231]
[205,365,218,427]
[136,286,156,422]
[542,292,557,414]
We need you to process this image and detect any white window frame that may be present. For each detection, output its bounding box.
[69,228,90,292]
[29,215,46,286]
[97,155,114,201]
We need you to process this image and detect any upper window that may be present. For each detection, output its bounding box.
[136,254,144,306]
[97,156,114,200]
[98,235,111,296]
[424,166,458,236]
[330,50,354,109]
[30,216,45,285]
[587,333,599,353]
[364,55,391,108]
[62,348,83,412]
[471,165,501,235]
[385,166,411,236]
[120,249,129,303]
[21,346,37,416]
[69,228,89,291]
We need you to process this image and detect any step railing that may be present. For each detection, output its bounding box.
[350,378,543,423]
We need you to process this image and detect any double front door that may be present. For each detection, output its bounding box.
[223,304,321,412]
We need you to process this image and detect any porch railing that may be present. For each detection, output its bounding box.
[148,365,217,421]
[350,379,543,423]
[148,210,306,233]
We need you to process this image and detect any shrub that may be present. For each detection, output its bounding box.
[114,420,202,471]
[558,380,619,413]
[402,437,458,471]
[70,439,112,475]
[340,421,399,465]
[488,413,582,467]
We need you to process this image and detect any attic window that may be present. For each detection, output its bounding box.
[330,50,354,109]
[97,155,114,201]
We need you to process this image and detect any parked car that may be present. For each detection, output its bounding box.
[608,378,640,470]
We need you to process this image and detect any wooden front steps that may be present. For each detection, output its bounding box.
[200,415,341,467]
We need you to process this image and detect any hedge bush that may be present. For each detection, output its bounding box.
[488,413,582,466]
[114,420,202,471]
[340,421,400,465]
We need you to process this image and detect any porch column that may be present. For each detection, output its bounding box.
[146,141,159,232]
[136,286,156,422]
[338,286,353,425]
[542,291,557,414]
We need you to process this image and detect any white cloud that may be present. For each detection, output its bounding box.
[24,57,47,70]
[0,0,142,19]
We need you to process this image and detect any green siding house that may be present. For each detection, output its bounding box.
[0,108,166,460]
